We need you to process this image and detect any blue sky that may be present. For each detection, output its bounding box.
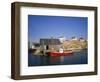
[28,15,87,42]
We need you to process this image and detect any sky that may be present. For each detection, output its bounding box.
[28,15,87,42]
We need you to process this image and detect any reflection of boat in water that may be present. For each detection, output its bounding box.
[49,50,73,57]
[29,47,73,56]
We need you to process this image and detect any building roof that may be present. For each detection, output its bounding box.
[40,39,61,45]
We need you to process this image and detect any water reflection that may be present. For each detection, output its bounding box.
[28,50,88,66]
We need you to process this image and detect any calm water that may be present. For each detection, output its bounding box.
[28,50,88,66]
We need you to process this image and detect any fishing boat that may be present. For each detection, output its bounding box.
[49,50,73,56]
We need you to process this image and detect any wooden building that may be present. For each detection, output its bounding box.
[40,38,61,51]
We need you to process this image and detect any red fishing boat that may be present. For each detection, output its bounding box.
[49,50,73,56]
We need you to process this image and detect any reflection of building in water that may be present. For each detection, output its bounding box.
[40,38,61,51]
[60,56,64,62]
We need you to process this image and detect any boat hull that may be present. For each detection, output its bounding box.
[49,51,73,56]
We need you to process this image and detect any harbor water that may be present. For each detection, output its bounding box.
[28,50,88,66]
